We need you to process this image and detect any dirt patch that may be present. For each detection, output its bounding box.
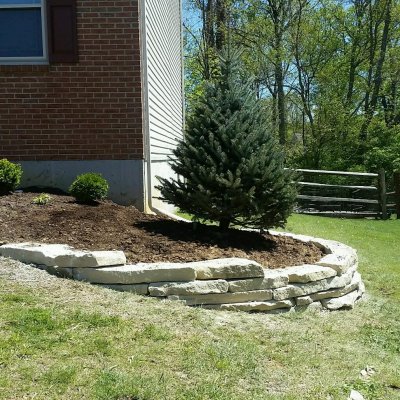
[0,192,323,268]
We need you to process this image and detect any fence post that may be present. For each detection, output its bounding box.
[378,168,388,220]
[394,171,400,219]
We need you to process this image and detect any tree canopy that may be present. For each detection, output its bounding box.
[183,0,400,176]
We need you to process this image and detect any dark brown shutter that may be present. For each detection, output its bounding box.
[47,0,78,63]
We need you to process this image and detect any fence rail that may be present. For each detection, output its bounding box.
[295,169,378,177]
[291,168,400,219]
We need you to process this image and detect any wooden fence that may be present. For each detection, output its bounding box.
[387,171,400,219]
[291,168,400,220]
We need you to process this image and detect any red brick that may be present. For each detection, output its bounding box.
[0,0,143,161]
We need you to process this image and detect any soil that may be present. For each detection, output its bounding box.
[0,191,323,269]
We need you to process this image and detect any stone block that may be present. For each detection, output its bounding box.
[273,268,361,301]
[148,279,229,297]
[97,284,149,295]
[0,243,126,268]
[192,258,264,280]
[73,263,197,284]
[45,265,74,279]
[88,251,127,267]
[228,277,263,292]
[321,289,361,310]
[309,272,362,301]
[325,266,356,289]
[201,299,294,312]
[295,301,323,312]
[274,279,329,300]
[273,284,309,300]
[228,270,288,292]
[316,243,357,275]
[285,264,337,283]
[296,296,313,306]
[168,289,273,305]
[263,269,290,288]
[348,390,365,400]
[269,231,315,244]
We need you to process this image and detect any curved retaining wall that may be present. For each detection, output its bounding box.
[0,231,364,313]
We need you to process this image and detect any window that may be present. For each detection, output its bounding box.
[0,0,47,64]
[0,0,78,65]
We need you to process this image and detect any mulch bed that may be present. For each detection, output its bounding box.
[0,191,323,269]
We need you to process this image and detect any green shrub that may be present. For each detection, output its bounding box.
[32,193,52,205]
[69,173,109,204]
[0,159,23,195]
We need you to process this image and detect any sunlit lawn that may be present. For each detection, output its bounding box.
[0,214,399,399]
[284,214,400,301]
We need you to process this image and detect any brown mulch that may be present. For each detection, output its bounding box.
[0,191,323,269]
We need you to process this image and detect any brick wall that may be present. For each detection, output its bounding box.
[0,0,144,161]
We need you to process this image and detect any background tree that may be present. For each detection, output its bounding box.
[184,0,400,175]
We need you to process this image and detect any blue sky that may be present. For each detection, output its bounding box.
[182,0,201,32]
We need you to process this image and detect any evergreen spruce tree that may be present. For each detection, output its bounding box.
[157,48,296,230]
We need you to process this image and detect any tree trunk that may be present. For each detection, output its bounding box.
[268,0,287,145]
[361,0,391,139]
[346,46,358,106]
[275,43,287,145]
[219,217,231,230]
[215,0,228,50]
[271,89,278,135]
[381,77,398,126]
[201,0,214,79]
[346,0,368,108]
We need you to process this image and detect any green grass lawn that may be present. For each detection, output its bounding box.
[0,215,399,400]
[283,215,400,301]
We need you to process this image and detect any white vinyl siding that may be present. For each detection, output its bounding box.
[143,0,184,210]
[144,0,183,161]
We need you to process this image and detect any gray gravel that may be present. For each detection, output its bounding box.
[0,256,57,287]
[0,256,282,331]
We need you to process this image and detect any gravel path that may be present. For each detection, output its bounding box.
[0,257,57,287]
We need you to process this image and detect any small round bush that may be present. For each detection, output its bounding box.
[69,173,109,203]
[0,159,23,195]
